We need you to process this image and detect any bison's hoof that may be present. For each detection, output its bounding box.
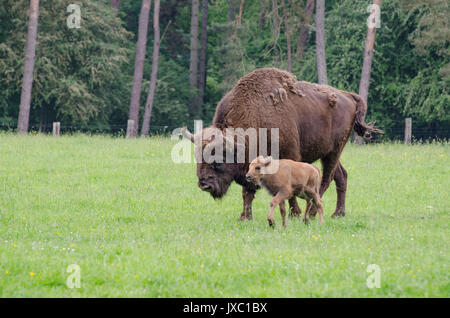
[239,214,253,221]
[268,219,275,228]
[331,209,345,218]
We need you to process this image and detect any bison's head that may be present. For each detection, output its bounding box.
[181,126,245,199]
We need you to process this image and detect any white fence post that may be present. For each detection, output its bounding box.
[53,122,60,137]
[126,120,135,138]
[404,118,412,144]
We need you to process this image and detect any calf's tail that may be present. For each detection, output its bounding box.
[350,93,383,138]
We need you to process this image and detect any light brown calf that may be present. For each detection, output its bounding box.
[246,156,324,227]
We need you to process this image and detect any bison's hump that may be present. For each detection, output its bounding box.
[213,68,306,128]
[232,68,304,106]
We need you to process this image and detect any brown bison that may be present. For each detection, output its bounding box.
[182,68,381,220]
[246,156,324,227]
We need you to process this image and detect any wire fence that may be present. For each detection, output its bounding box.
[0,122,179,137]
[1,121,449,142]
[369,126,450,142]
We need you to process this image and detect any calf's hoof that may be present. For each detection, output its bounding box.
[267,219,275,228]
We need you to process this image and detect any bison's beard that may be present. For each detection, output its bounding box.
[199,177,233,200]
[210,182,231,200]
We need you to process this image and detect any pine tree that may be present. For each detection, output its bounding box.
[315,0,328,85]
[127,0,151,137]
[141,0,161,137]
[188,0,200,118]
[17,0,40,134]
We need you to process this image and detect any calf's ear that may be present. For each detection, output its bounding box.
[263,156,272,166]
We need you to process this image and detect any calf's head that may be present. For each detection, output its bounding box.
[246,156,273,185]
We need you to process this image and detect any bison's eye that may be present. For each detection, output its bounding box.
[255,166,261,171]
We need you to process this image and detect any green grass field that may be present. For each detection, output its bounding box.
[0,133,448,297]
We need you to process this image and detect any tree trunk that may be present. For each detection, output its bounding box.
[236,0,245,27]
[188,0,200,117]
[297,0,314,58]
[359,0,381,103]
[272,0,279,39]
[17,0,40,134]
[355,0,381,144]
[141,0,160,137]
[127,0,151,138]
[258,0,267,28]
[228,0,235,22]
[197,0,209,112]
[281,0,292,72]
[315,0,327,85]
[111,0,120,9]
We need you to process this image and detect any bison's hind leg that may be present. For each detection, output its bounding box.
[331,162,347,218]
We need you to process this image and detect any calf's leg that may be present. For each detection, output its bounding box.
[303,200,311,224]
[304,187,324,224]
[279,200,287,227]
[268,191,290,227]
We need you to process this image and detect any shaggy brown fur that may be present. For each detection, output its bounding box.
[182,68,382,220]
[246,156,323,227]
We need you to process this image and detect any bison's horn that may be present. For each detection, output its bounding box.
[224,135,235,152]
[181,126,194,143]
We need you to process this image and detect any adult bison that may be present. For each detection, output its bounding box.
[182,68,380,220]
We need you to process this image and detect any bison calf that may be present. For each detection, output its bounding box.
[245,156,324,227]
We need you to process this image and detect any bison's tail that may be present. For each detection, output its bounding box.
[350,93,383,139]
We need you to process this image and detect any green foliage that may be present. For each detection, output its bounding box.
[0,0,133,128]
[296,0,449,132]
[0,0,448,137]
[401,0,449,122]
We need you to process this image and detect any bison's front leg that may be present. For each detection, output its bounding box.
[239,187,255,220]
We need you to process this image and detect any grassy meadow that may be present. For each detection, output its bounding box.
[0,133,448,297]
